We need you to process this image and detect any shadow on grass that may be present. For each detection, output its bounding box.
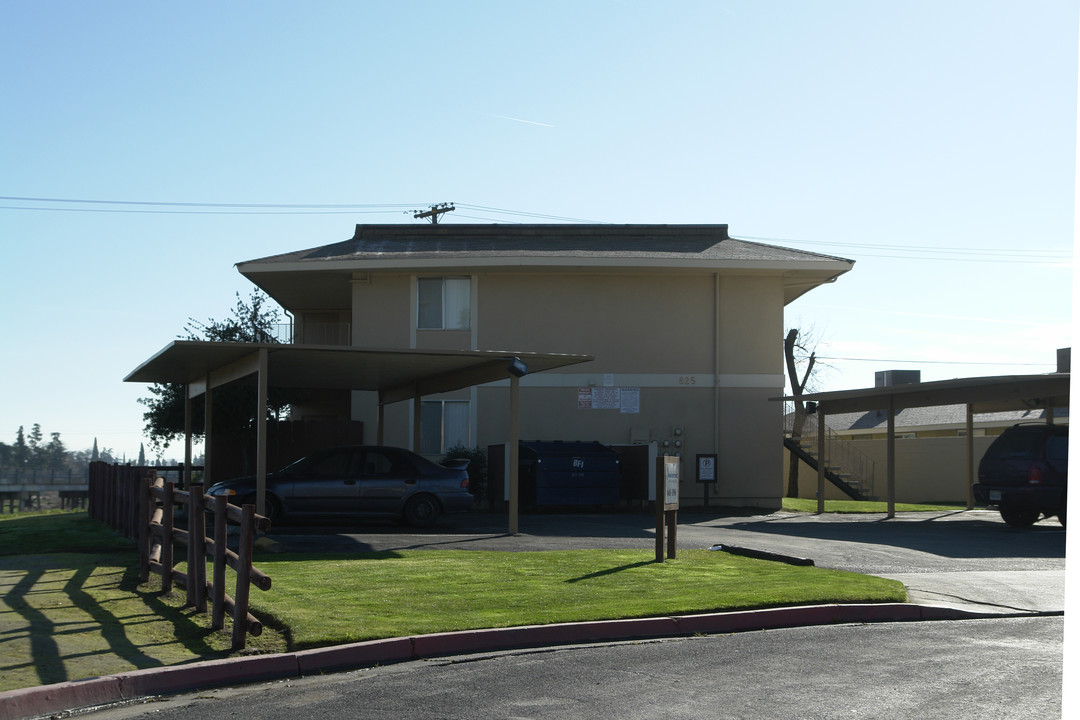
[0,555,231,689]
[254,550,406,564]
[565,560,655,583]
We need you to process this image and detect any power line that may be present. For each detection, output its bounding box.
[0,195,420,209]
[740,234,1071,262]
[0,205,407,216]
[818,356,1055,366]
[2,196,1072,264]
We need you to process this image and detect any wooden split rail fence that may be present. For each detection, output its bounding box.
[88,462,272,650]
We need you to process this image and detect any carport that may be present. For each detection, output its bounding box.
[782,373,1070,517]
[124,341,594,533]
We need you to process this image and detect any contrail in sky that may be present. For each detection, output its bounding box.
[485,113,555,128]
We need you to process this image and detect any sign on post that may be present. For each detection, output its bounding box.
[655,455,679,562]
[696,453,717,508]
[664,457,680,510]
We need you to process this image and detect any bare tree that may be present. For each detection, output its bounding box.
[784,328,819,498]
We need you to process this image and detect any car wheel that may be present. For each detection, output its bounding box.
[999,504,1040,528]
[244,494,281,522]
[404,494,440,528]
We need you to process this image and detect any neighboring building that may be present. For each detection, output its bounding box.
[237,224,853,509]
[784,362,1070,504]
[821,369,1069,441]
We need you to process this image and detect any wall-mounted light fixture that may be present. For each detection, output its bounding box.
[508,357,529,378]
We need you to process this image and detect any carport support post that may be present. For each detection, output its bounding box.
[203,376,213,487]
[413,395,422,453]
[816,404,826,514]
[184,385,193,490]
[509,373,520,535]
[255,348,268,519]
[886,394,896,519]
[966,404,975,510]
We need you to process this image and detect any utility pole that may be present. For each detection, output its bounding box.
[412,202,455,224]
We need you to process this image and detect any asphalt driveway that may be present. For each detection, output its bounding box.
[262,508,1066,615]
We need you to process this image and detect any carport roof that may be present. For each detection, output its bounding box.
[783,373,1070,416]
[124,340,593,403]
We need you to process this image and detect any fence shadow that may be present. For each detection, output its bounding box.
[0,554,232,691]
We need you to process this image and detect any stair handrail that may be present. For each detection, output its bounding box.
[787,406,878,499]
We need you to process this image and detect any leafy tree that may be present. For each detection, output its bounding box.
[138,290,288,452]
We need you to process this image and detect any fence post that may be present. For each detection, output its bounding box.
[212,495,228,630]
[138,476,151,583]
[189,484,207,612]
[232,504,255,651]
[162,481,175,593]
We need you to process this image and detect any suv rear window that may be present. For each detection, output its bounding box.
[983,428,1043,460]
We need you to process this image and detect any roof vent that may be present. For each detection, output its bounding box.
[875,370,921,388]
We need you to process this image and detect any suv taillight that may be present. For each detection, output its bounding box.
[1028,465,1043,485]
[461,478,469,490]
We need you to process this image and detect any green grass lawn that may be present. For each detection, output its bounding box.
[781,498,968,514]
[250,549,907,649]
[0,509,908,692]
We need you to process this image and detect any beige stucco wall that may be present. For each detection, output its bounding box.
[784,436,997,504]
[348,268,788,508]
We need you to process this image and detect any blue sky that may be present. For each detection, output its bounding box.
[1,1,1075,461]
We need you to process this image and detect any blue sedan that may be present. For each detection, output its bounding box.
[206,445,472,527]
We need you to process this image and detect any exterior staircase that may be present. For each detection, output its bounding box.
[785,412,877,501]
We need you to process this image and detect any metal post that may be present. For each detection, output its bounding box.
[413,395,422,453]
[183,387,193,491]
[255,348,268,518]
[509,374,520,535]
[816,405,826,514]
[203,380,213,487]
[966,404,975,510]
[887,395,896,519]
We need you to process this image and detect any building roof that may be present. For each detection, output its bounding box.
[124,341,593,405]
[244,224,849,264]
[781,373,1070,416]
[818,405,1068,434]
[237,224,854,310]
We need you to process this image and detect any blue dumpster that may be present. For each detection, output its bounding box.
[519,441,621,507]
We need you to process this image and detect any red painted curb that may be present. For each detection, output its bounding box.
[295,637,415,675]
[412,616,683,658]
[116,653,300,699]
[0,676,122,720]
[675,605,841,635]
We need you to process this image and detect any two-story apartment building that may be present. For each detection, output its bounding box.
[236,224,853,509]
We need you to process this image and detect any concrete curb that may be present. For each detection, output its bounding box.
[0,602,1012,720]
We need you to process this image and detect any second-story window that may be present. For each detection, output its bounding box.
[417,277,470,329]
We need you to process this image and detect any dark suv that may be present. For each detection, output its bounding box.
[973,423,1067,528]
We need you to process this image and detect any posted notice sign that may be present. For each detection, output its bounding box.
[663,456,680,510]
[696,454,717,484]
